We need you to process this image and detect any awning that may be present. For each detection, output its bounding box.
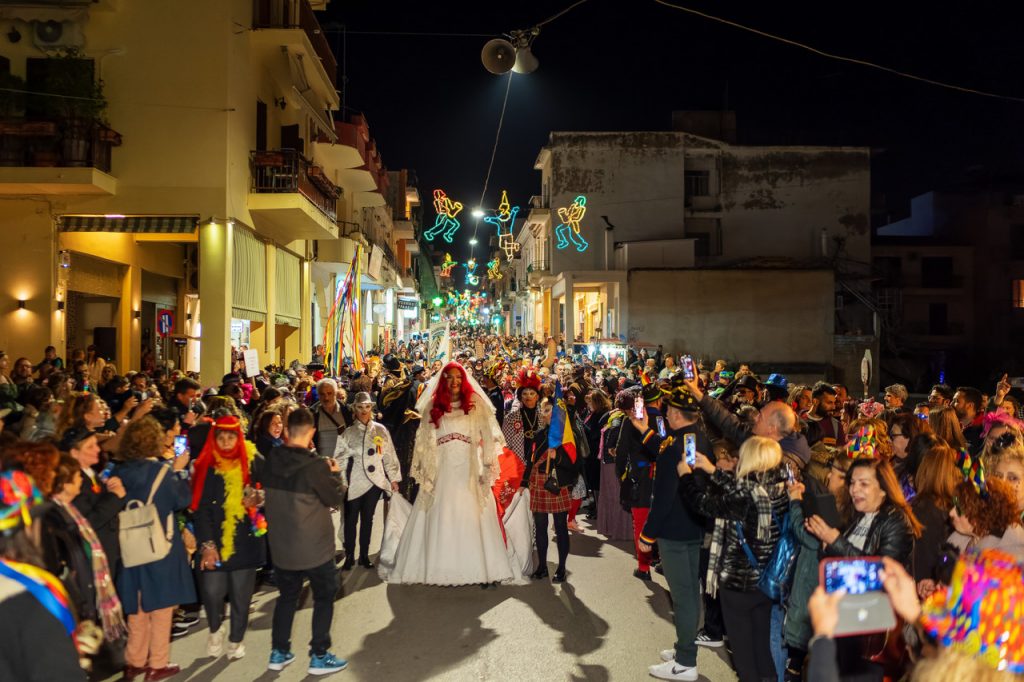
[232,227,267,322]
[61,215,199,234]
[274,247,302,327]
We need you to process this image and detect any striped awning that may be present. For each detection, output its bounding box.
[60,215,199,234]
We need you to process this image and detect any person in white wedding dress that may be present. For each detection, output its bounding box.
[382,361,520,586]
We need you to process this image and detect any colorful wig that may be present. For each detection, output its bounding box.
[430,362,477,428]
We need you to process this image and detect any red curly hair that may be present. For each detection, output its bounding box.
[430,362,476,428]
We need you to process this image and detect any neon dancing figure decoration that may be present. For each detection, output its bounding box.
[487,258,502,280]
[440,252,456,278]
[483,190,521,260]
[424,189,464,243]
[464,258,480,286]
[554,195,589,252]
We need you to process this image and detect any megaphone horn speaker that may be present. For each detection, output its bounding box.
[481,38,516,75]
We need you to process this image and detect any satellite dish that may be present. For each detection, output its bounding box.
[481,38,516,75]
[512,46,539,74]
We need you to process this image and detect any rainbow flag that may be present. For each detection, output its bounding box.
[548,382,577,463]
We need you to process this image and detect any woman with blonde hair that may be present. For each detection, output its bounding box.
[680,436,789,682]
[989,445,1024,520]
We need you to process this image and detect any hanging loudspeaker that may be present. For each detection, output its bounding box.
[481,38,516,75]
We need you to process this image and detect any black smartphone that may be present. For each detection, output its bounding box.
[804,492,843,530]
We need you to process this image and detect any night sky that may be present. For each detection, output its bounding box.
[323,1,1024,264]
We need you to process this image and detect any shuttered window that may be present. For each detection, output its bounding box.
[231,227,267,322]
[275,248,301,327]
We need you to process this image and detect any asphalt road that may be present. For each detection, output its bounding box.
[137,505,739,682]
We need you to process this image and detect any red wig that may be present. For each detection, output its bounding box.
[430,362,476,428]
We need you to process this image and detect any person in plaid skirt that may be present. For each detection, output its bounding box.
[521,399,576,583]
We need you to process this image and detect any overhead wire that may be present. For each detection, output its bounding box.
[652,0,1024,104]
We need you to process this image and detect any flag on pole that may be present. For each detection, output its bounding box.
[548,382,577,463]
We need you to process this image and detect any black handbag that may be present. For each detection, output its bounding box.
[543,450,561,494]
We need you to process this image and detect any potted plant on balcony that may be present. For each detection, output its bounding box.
[33,47,108,167]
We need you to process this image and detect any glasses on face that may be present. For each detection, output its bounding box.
[891,430,905,438]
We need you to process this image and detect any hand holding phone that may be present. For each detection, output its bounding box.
[173,435,189,458]
[633,396,645,420]
[656,416,667,438]
[682,355,696,381]
[684,433,697,466]
[819,557,896,637]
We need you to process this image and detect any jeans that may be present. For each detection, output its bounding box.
[659,539,701,667]
[720,587,776,682]
[271,559,338,656]
[199,568,257,643]
[344,486,383,560]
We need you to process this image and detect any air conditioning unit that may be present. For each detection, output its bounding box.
[32,20,84,50]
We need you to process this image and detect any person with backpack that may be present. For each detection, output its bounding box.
[113,416,195,682]
[679,435,790,682]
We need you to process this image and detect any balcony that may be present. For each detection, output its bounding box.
[529,194,548,209]
[0,120,119,195]
[251,0,339,107]
[527,256,553,286]
[248,149,340,242]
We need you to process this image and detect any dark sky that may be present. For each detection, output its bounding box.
[322,1,1024,265]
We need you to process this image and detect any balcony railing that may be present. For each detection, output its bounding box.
[253,0,338,89]
[0,120,121,172]
[250,148,340,222]
[527,257,551,273]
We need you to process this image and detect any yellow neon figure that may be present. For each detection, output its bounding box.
[440,252,456,277]
[555,195,589,252]
[424,189,464,243]
[487,258,502,280]
[465,258,480,286]
[483,190,521,260]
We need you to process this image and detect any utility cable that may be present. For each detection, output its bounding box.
[470,70,514,258]
[652,0,1024,103]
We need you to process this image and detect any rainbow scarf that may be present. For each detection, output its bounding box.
[0,559,75,635]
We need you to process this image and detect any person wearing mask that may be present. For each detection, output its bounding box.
[335,392,401,570]
[0,469,87,681]
[262,408,348,675]
[61,427,127,576]
[502,369,544,465]
[113,417,195,682]
[679,436,790,682]
[628,386,713,682]
[191,415,267,661]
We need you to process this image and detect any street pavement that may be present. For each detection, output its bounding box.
[142,506,739,682]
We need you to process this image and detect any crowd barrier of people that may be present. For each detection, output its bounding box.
[0,335,1021,681]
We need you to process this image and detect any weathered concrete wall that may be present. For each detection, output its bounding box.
[627,269,834,366]
[718,147,871,264]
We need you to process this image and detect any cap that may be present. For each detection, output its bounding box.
[665,386,699,412]
[764,373,788,388]
[734,375,760,392]
[59,426,97,452]
[411,365,426,376]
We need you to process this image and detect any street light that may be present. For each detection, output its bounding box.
[471,208,485,219]
[468,237,478,245]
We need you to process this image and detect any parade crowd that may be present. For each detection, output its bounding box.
[0,335,1022,682]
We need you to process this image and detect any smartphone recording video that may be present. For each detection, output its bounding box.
[633,396,645,420]
[173,435,189,458]
[819,557,895,636]
[823,557,883,594]
[684,433,696,466]
[682,355,696,381]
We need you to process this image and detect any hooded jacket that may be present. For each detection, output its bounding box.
[261,444,345,571]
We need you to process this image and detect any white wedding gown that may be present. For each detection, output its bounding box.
[385,410,519,586]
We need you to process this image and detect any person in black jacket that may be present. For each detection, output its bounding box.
[261,408,348,675]
[680,435,790,682]
[62,427,126,575]
[629,386,713,681]
[615,379,665,580]
[190,415,267,661]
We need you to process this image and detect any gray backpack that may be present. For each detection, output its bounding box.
[118,465,174,568]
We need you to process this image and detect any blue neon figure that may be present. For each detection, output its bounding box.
[483,190,521,259]
[423,189,464,243]
[464,258,480,286]
[554,195,589,252]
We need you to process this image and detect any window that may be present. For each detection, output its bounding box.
[685,170,710,199]
[920,256,954,288]
[1014,280,1024,308]
[1012,225,1024,260]
[255,101,267,151]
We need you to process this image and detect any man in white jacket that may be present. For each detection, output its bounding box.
[335,392,401,570]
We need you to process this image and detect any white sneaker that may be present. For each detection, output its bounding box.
[227,641,246,660]
[660,649,675,662]
[206,624,226,658]
[648,660,698,681]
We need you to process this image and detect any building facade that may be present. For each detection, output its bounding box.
[495,124,874,385]
[0,0,421,381]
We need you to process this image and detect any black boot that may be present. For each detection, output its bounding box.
[530,566,549,580]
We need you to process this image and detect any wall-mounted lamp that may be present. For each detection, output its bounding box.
[17,300,26,310]
[56,301,65,311]
[133,310,142,319]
